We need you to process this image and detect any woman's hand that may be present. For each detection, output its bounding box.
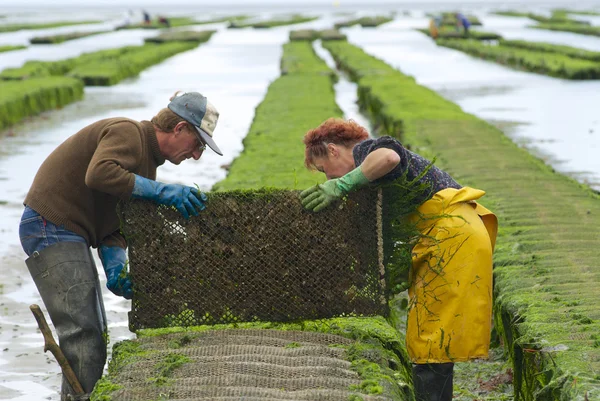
[300,180,344,212]
[300,166,370,212]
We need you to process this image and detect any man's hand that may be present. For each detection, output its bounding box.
[156,183,207,219]
[300,180,344,212]
[99,245,133,299]
[132,175,207,219]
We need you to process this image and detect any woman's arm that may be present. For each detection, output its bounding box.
[301,147,401,212]
[360,148,401,181]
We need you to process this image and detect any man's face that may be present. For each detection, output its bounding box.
[168,123,206,165]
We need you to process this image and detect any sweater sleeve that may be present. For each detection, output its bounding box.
[353,136,409,184]
[85,121,143,200]
[99,230,128,249]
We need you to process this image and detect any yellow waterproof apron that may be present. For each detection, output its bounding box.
[407,187,497,364]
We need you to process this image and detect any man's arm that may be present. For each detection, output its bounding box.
[85,121,143,200]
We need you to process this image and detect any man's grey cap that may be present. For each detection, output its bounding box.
[168,92,222,156]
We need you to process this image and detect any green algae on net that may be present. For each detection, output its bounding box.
[499,39,600,62]
[120,188,385,329]
[436,39,600,80]
[321,38,600,399]
[0,77,84,131]
[29,31,109,44]
[115,17,198,30]
[144,30,216,44]
[0,39,214,130]
[334,16,393,29]
[213,40,343,191]
[289,29,347,42]
[416,27,502,41]
[90,317,412,400]
[0,20,104,33]
[0,45,26,53]
[228,15,318,29]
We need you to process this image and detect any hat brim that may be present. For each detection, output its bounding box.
[193,126,222,156]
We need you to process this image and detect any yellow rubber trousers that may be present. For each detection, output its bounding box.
[407,187,497,364]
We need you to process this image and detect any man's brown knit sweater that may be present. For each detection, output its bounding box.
[24,118,166,249]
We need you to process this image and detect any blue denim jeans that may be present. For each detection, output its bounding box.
[19,206,87,257]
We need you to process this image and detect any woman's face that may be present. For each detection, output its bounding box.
[311,144,355,180]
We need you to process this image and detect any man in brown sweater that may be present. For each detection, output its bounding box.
[19,91,221,400]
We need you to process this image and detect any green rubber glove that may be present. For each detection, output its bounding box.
[300,166,370,212]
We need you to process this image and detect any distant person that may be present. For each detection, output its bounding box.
[19,91,221,400]
[429,14,442,39]
[143,9,151,25]
[428,19,438,39]
[455,12,471,36]
[158,16,171,27]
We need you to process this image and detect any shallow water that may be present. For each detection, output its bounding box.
[344,17,600,190]
[0,23,289,401]
[1,4,599,399]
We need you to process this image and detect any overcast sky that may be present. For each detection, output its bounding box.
[4,0,596,6]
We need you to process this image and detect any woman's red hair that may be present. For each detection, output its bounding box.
[303,118,369,169]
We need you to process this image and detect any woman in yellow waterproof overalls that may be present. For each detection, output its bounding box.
[300,118,497,401]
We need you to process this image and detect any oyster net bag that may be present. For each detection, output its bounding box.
[106,329,394,400]
[119,189,387,330]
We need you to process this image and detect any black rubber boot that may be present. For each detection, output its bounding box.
[413,362,454,401]
[26,242,107,401]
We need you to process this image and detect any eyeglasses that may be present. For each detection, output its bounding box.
[197,138,207,152]
[185,124,207,152]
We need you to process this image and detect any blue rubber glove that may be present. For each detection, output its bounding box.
[99,245,132,299]
[131,175,207,219]
[300,166,370,212]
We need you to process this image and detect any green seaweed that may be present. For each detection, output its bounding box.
[531,22,600,37]
[437,39,600,79]
[0,41,205,84]
[289,28,347,42]
[144,30,215,44]
[321,37,600,400]
[115,17,198,30]
[139,316,412,398]
[29,31,108,44]
[492,11,589,25]
[89,378,122,401]
[280,41,336,78]
[0,77,84,131]
[68,42,199,86]
[213,40,342,191]
[147,353,191,386]
[334,16,393,29]
[500,39,600,61]
[90,341,148,400]
[0,45,26,53]
[0,20,103,33]
[228,15,318,29]
[430,12,483,27]
[417,27,502,40]
[552,8,600,16]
